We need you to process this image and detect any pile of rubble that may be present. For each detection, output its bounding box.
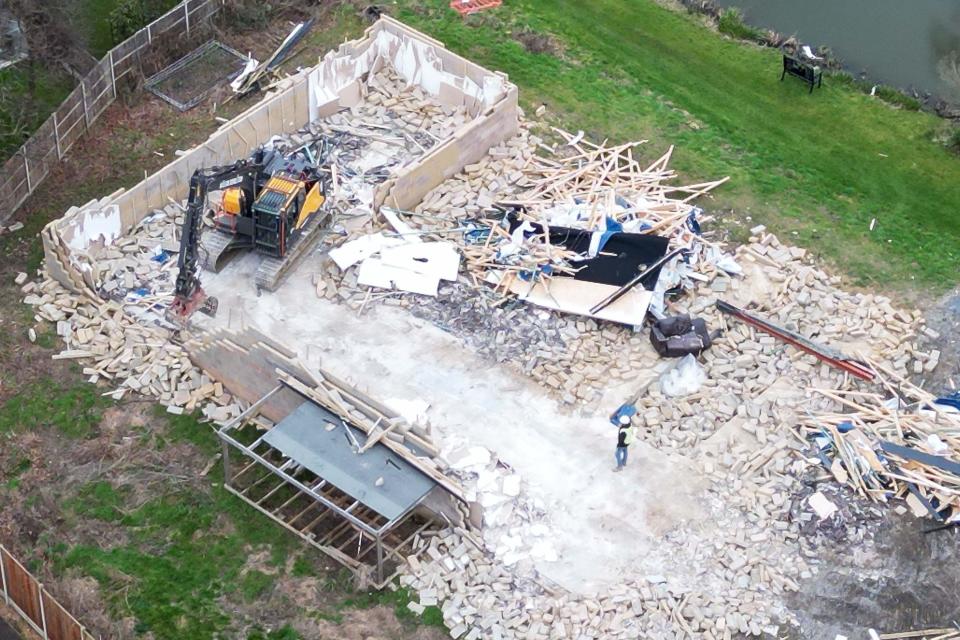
[802,375,960,522]
[21,274,238,417]
[312,130,948,638]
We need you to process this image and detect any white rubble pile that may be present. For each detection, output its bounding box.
[446,444,558,566]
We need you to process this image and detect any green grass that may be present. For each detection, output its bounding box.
[48,414,296,639]
[310,578,446,630]
[392,0,960,292]
[0,377,111,437]
[48,412,445,639]
[156,405,220,455]
[2,457,31,490]
[77,0,180,58]
[239,570,275,602]
[246,626,301,640]
[78,0,124,57]
[55,478,295,638]
[66,480,128,522]
[949,127,960,155]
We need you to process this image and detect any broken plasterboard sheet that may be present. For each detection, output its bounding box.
[385,397,431,426]
[357,257,440,296]
[379,242,460,282]
[503,274,653,326]
[63,204,122,252]
[329,232,407,270]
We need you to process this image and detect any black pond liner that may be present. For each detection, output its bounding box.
[505,211,671,289]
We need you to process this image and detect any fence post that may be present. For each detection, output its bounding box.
[0,546,9,606]
[109,49,118,101]
[80,82,90,130]
[23,151,31,192]
[52,112,63,160]
[147,23,153,43]
[184,1,190,35]
[38,585,49,640]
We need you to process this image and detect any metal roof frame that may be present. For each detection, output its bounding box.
[216,383,442,587]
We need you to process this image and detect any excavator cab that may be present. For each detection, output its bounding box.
[214,187,246,233]
[251,173,304,258]
[167,148,329,325]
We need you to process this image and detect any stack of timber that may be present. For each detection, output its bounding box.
[506,127,728,239]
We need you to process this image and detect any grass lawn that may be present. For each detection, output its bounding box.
[75,0,180,58]
[1,397,444,640]
[391,0,960,293]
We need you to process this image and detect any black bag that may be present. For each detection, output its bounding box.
[650,314,712,357]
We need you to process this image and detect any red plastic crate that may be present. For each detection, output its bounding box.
[450,0,503,16]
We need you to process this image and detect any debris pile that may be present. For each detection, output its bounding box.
[327,125,735,326]
[21,276,238,417]
[22,35,956,639]
[24,66,471,418]
[270,66,470,217]
[803,370,960,523]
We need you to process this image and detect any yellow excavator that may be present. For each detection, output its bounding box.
[167,147,330,322]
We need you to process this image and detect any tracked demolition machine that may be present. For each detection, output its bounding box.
[167,148,330,322]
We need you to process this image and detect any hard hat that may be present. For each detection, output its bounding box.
[619,415,631,425]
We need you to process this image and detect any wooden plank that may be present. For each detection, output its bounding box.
[42,590,84,640]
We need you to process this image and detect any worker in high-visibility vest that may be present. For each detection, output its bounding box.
[614,414,636,472]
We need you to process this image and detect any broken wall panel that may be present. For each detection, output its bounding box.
[377,85,518,211]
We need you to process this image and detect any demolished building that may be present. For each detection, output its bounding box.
[22,13,960,640]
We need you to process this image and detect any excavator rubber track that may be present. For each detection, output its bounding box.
[202,228,252,273]
[254,208,335,292]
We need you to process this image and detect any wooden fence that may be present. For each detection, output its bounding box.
[0,545,98,640]
[0,0,221,224]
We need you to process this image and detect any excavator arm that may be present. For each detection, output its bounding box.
[167,158,263,323]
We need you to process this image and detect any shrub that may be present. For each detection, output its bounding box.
[873,85,922,111]
[948,127,960,155]
[108,0,177,45]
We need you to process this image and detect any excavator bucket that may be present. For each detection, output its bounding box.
[295,182,325,230]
